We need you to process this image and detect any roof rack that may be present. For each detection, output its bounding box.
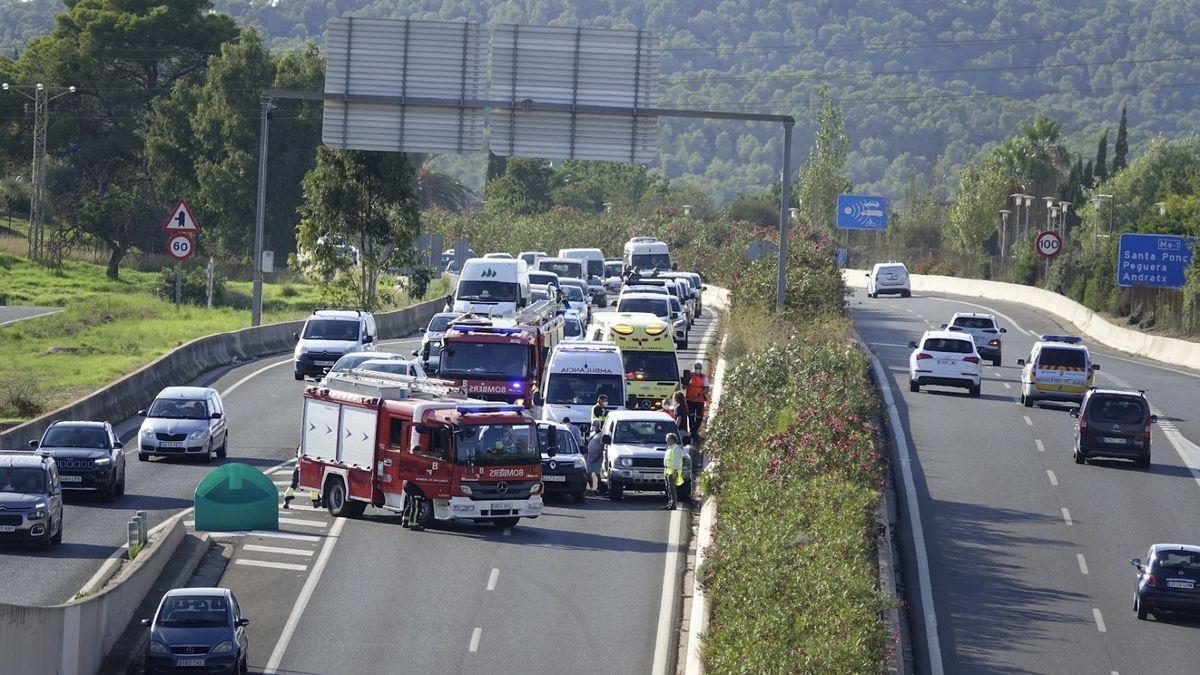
[321,371,467,401]
[311,308,365,316]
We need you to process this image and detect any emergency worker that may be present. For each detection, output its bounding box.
[591,394,609,427]
[663,433,683,510]
[685,362,710,441]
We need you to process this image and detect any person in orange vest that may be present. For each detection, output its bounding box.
[685,361,710,442]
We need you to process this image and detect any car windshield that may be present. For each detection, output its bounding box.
[331,354,379,372]
[619,298,670,318]
[605,263,623,277]
[1088,396,1146,424]
[147,398,209,420]
[359,361,412,375]
[528,272,557,286]
[613,419,678,445]
[623,351,680,382]
[531,289,549,302]
[1039,348,1087,368]
[157,596,229,628]
[302,319,360,341]
[1154,550,1200,570]
[427,315,457,333]
[952,317,995,329]
[563,318,583,337]
[541,262,583,279]
[457,280,518,303]
[562,285,585,302]
[42,426,108,449]
[922,338,974,354]
[455,424,538,464]
[632,253,671,270]
[0,467,47,493]
[440,342,530,379]
[583,260,603,278]
[537,426,579,454]
[546,373,625,406]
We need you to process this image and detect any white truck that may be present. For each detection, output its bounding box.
[452,258,531,316]
[536,341,626,438]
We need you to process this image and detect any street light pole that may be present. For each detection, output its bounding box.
[775,120,793,312]
[2,82,76,260]
[251,99,274,327]
[999,209,1011,270]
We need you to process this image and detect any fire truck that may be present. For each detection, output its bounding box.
[437,300,566,405]
[297,370,546,529]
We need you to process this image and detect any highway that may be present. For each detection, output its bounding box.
[852,288,1200,674]
[0,305,61,326]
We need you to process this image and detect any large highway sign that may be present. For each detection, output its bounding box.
[1117,233,1196,288]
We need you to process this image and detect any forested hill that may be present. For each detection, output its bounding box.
[4,0,1199,203]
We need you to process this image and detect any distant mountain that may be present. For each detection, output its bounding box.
[5,0,1199,204]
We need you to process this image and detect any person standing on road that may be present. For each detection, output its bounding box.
[591,394,609,427]
[585,420,605,493]
[663,433,683,510]
[685,362,710,442]
[562,417,584,448]
[668,391,690,444]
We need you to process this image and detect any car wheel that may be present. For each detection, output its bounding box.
[1073,447,1086,464]
[681,337,689,349]
[609,482,624,502]
[294,372,304,381]
[116,469,126,496]
[991,356,1002,367]
[100,479,116,502]
[216,435,228,459]
[1136,596,1149,620]
[572,490,586,504]
[138,452,149,462]
[493,517,520,529]
[1136,452,1151,469]
[1022,393,1034,408]
[203,444,213,463]
[680,480,694,503]
[238,653,248,675]
[901,290,911,298]
[39,520,54,550]
[909,380,919,393]
[969,384,981,398]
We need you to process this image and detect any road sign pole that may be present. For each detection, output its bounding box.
[175,260,182,310]
[775,121,793,312]
[251,100,272,327]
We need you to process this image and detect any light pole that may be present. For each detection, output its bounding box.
[999,209,1011,269]
[1058,200,1071,234]
[2,82,77,260]
[1094,194,1114,244]
[251,99,275,327]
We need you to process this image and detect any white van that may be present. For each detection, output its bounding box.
[452,258,530,316]
[536,342,626,438]
[558,248,607,305]
[537,257,585,282]
[623,240,672,272]
[293,310,378,381]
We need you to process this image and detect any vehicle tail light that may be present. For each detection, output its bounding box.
[963,356,980,364]
[1079,413,1088,435]
[1146,573,1157,587]
[1144,419,1153,443]
[915,353,932,360]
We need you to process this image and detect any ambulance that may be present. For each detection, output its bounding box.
[536,342,626,438]
[587,312,679,410]
[1017,335,1099,407]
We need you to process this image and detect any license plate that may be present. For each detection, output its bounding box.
[315,360,334,366]
[59,475,82,483]
[175,658,206,667]
[490,502,512,511]
[0,526,15,533]
[641,472,663,480]
[159,441,183,448]
[1166,579,1195,590]
[937,359,954,365]
[1102,437,1128,444]
[542,475,566,482]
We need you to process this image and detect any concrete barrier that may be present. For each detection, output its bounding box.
[0,514,186,675]
[844,270,1200,368]
[0,300,441,451]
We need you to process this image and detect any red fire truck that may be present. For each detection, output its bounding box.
[297,370,546,529]
[437,300,565,405]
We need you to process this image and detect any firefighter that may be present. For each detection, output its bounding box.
[282,465,299,509]
[402,485,426,532]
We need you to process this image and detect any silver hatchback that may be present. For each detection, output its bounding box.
[137,386,229,462]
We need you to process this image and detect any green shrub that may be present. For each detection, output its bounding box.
[153,266,227,307]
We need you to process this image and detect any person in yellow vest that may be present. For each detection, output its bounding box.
[663,432,683,510]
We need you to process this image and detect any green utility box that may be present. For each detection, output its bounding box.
[193,463,279,532]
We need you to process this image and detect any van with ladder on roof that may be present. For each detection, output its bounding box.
[297,371,545,529]
[587,312,679,410]
[535,341,626,438]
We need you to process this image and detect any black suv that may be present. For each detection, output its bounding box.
[1072,388,1156,468]
[30,420,127,500]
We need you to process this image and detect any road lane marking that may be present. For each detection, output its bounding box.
[264,516,346,674]
[1093,608,1107,632]
[236,559,308,572]
[221,356,293,397]
[1035,439,1045,453]
[1061,508,1073,526]
[273,481,292,487]
[487,568,500,591]
[1077,554,1089,575]
[278,517,327,528]
[469,627,482,652]
[906,308,914,313]
[501,527,511,536]
[244,544,314,557]
[1003,382,1012,389]
[652,504,687,675]
[1046,470,1058,486]
[246,531,321,543]
[1023,416,1033,426]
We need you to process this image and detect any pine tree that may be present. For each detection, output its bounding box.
[1083,159,1094,189]
[1112,104,1129,174]
[1094,130,1109,184]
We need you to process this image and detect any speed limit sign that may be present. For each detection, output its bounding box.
[166,234,195,261]
[1035,230,1063,259]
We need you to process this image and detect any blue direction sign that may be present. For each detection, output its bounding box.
[1116,233,1196,289]
[837,194,890,230]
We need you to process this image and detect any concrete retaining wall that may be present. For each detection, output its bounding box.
[844,270,1200,368]
[0,300,441,451]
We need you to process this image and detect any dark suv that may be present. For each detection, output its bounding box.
[1072,388,1156,467]
[30,420,127,501]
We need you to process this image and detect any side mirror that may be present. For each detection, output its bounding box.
[672,262,679,271]
[292,332,300,341]
[1130,558,1142,569]
[1016,359,1025,367]
[939,323,947,329]
[363,335,375,344]
[114,441,124,450]
[140,619,151,627]
[864,272,871,277]
[28,440,38,449]
[411,349,419,358]
[602,434,612,446]
[236,618,250,628]
[532,393,544,406]
[1000,328,1008,334]
[908,341,918,349]
[1149,415,1158,424]
[610,301,618,308]
[210,412,223,420]
[136,409,147,417]
[1070,408,1080,418]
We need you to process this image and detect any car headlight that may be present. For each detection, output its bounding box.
[459,484,473,496]
[573,457,586,470]
[189,429,209,440]
[530,482,543,496]
[209,640,234,655]
[619,457,632,467]
[148,640,171,655]
[94,457,112,466]
[140,427,154,437]
[29,509,46,519]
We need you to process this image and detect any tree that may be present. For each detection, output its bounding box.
[798,83,851,231]
[1094,130,1109,184]
[949,156,1007,272]
[296,148,420,309]
[410,153,473,212]
[1112,104,1129,174]
[1083,160,1095,189]
[484,158,553,214]
[549,160,666,214]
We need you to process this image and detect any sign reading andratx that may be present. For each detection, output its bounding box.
[837,194,890,230]
[1116,233,1196,288]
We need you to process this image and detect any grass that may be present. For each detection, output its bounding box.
[0,250,445,423]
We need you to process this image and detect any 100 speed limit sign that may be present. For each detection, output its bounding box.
[1035,230,1062,259]
[167,234,195,261]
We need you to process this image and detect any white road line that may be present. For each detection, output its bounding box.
[244,544,314,557]
[220,356,293,397]
[1093,608,1107,632]
[264,516,346,674]
[273,481,292,487]
[1035,439,1045,453]
[487,568,500,591]
[1077,554,1089,575]
[235,559,308,572]
[1003,382,1012,389]
[1061,508,1073,526]
[905,308,915,313]
[278,517,327,528]
[1046,470,1058,486]
[651,504,686,675]
[501,527,511,536]
[1023,416,1033,427]
[248,531,321,543]
[469,627,482,652]
[916,314,924,319]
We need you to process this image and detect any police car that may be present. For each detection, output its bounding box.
[1017,335,1099,407]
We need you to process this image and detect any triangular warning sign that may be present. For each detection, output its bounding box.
[163,199,200,233]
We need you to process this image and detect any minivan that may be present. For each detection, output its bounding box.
[452,258,530,316]
[293,310,378,381]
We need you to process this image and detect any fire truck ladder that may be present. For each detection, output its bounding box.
[322,370,469,400]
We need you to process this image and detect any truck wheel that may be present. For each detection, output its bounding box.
[909,380,919,393]
[609,482,624,502]
[324,478,362,519]
[493,517,520,529]
[139,452,149,462]
[991,355,1002,367]
[415,496,435,529]
[294,372,304,381]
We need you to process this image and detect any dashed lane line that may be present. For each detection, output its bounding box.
[244,544,314,557]
[1035,439,1045,453]
[1024,416,1033,427]
[1003,382,1012,389]
[278,517,327,529]
[1093,608,1107,633]
[1046,470,1058,486]
[469,627,482,653]
[1077,554,1089,575]
[487,568,500,591]
[235,559,308,572]
[1061,508,1074,526]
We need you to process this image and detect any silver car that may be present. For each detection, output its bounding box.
[0,452,63,549]
[137,386,229,462]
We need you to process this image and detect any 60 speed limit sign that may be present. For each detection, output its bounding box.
[1035,230,1063,259]
[166,233,195,261]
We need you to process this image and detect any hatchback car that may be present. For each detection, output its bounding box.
[1072,388,1156,467]
[138,387,228,462]
[1132,544,1200,621]
[867,262,911,298]
[942,312,1007,366]
[0,452,63,549]
[30,420,126,500]
[355,358,426,378]
[142,587,249,674]
[325,351,406,378]
[908,331,982,397]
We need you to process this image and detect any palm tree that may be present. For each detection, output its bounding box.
[1018,114,1069,196]
[408,153,473,212]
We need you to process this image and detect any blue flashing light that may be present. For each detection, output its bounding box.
[1039,334,1083,344]
[512,382,523,390]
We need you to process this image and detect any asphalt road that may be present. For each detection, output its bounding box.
[853,288,1200,674]
[0,305,61,326]
[215,305,720,675]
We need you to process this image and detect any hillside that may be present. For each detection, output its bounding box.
[4,0,1199,203]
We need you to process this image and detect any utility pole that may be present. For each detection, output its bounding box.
[2,82,76,260]
[775,120,793,312]
[999,209,1011,271]
[251,99,274,327]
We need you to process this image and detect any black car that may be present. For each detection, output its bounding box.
[1132,544,1200,620]
[29,420,126,501]
[1071,388,1156,468]
[143,587,249,674]
[537,421,588,503]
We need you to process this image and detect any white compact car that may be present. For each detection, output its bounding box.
[942,312,1007,366]
[867,262,911,298]
[908,330,982,397]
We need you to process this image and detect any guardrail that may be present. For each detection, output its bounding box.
[0,300,442,451]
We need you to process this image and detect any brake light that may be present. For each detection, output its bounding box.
[963,356,980,364]
[1146,573,1157,587]
[1079,413,1088,435]
[915,353,933,360]
[1145,419,1153,442]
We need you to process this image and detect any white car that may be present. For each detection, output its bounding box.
[908,330,982,397]
[600,410,691,502]
[561,313,585,341]
[941,312,1007,366]
[867,262,911,298]
[356,358,426,378]
[557,279,591,324]
[323,351,407,383]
